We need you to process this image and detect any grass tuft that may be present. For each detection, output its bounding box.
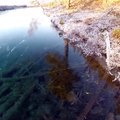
[112,28,120,40]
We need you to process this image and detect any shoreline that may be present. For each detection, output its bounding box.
[0,5,27,11]
[43,5,120,81]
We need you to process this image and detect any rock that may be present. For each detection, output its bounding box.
[59,32,63,37]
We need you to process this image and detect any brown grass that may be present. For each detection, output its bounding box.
[41,1,59,8]
[112,29,120,40]
[41,0,120,12]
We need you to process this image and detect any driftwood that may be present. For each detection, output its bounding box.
[103,30,111,69]
[102,30,120,81]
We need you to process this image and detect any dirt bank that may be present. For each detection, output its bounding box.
[43,5,120,81]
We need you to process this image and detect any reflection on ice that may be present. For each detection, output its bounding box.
[7,39,25,56]
[28,18,39,36]
[18,39,25,45]
[10,47,16,53]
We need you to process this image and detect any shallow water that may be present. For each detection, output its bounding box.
[0,7,119,120]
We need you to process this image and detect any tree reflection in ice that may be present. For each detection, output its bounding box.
[46,39,79,102]
[28,18,39,36]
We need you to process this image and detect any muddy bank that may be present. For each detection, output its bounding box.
[0,5,27,11]
[43,5,120,81]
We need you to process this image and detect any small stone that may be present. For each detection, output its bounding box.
[59,32,63,37]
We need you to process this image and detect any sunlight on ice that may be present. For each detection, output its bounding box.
[0,7,51,30]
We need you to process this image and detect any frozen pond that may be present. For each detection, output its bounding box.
[0,7,119,120]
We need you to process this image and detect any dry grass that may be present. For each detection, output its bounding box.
[59,19,65,25]
[112,29,120,40]
[41,0,120,12]
[41,1,59,8]
[108,8,120,17]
